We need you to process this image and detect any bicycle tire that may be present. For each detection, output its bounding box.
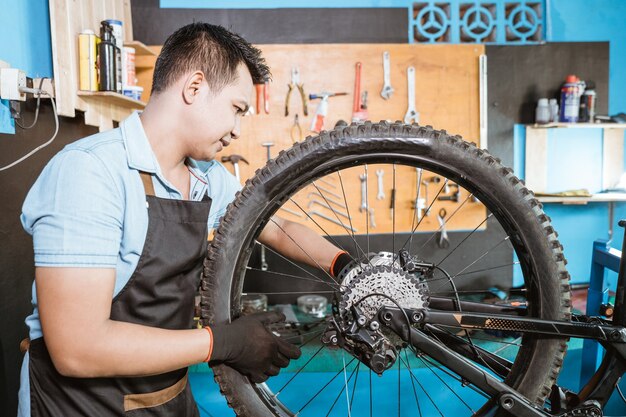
[201,121,572,416]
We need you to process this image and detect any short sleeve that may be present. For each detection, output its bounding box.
[207,162,242,229]
[21,149,124,267]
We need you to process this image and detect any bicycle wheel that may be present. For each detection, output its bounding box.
[201,122,571,416]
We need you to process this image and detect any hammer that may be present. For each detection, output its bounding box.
[221,154,249,182]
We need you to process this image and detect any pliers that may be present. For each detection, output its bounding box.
[285,67,308,117]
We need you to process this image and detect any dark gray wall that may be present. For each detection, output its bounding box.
[0,100,98,416]
[486,42,609,168]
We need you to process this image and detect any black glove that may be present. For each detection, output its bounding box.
[209,311,301,383]
[331,251,353,278]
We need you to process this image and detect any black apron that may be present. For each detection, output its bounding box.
[28,171,211,416]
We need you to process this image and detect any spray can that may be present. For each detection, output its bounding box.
[559,75,585,123]
[579,81,596,123]
[78,30,98,91]
[98,21,117,92]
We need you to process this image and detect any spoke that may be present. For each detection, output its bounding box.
[246,266,338,288]
[275,345,325,396]
[244,290,335,295]
[281,329,325,343]
[452,261,521,279]
[399,354,444,416]
[349,362,360,412]
[298,329,327,348]
[260,247,342,291]
[413,191,474,258]
[418,354,490,399]
[365,164,370,256]
[436,213,494,267]
[408,167,423,252]
[325,358,358,417]
[417,355,475,413]
[290,197,361,266]
[397,352,401,417]
[269,217,340,286]
[296,357,357,414]
[403,350,423,417]
[392,164,397,257]
[430,235,511,294]
[369,369,373,417]
[394,178,449,266]
[336,170,361,261]
[342,352,353,417]
[312,180,369,262]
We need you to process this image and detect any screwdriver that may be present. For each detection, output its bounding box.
[309,92,348,100]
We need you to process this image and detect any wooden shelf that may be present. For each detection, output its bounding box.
[124,41,157,56]
[529,122,626,129]
[77,91,146,109]
[537,193,626,204]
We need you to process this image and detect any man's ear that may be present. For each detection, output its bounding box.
[182,71,205,104]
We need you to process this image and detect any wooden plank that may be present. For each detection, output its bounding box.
[77,91,146,108]
[524,126,548,194]
[123,0,134,42]
[602,128,625,190]
[135,43,485,234]
[49,0,76,117]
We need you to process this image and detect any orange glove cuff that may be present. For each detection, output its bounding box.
[330,251,349,278]
[204,326,214,362]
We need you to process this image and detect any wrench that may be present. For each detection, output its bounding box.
[306,192,346,208]
[380,51,394,100]
[368,207,376,229]
[310,210,358,233]
[307,200,350,220]
[436,208,450,249]
[256,240,269,271]
[404,66,419,124]
[376,170,385,200]
[359,174,368,212]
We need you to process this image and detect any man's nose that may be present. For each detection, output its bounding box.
[231,118,241,139]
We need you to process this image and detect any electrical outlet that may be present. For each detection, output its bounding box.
[0,68,27,101]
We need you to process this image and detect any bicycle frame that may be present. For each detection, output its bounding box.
[378,221,626,417]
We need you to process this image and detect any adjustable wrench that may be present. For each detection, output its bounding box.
[368,207,377,229]
[380,51,394,100]
[359,174,368,212]
[376,170,385,200]
[310,210,358,233]
[404,66,419,124]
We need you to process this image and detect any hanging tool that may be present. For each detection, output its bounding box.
[359,174,368,212]
[255,82,270,115]
[220,154,249,182]
[380,51,394,100]
[279,207,303,217]
[376,170,385,200]
[285,67,308,117]
[290,114,303,143]
[368,207,376,229]
[307,200,350,220]
[438,183,460,202]
[262,142,274,161]
[306,192,346,209]
[308,92,347,133]
[352,62,369,123]
[436,208,450,249]
[404,66,419,124]
[312,184,342,200]
[310,210,358,233]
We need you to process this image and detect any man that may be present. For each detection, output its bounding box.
[17,23,352,416]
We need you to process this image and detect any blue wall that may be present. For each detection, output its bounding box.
[0,0,53,134]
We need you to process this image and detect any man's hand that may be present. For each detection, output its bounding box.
[209,311,301,383]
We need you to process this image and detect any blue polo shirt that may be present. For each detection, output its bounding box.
[18,111,241,416]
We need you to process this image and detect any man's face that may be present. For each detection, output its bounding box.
[186,64,253,161]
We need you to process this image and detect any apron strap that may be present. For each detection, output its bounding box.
[139,171,156,197]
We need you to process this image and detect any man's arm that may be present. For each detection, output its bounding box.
[258,216,343,274]
[37,267,211,378]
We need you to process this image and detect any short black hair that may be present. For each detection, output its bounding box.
[151,23,270,94]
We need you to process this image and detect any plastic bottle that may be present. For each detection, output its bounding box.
[549,98,559,123]
[579,81,596,123]
[535,98,550,124]
[559,75,585,123]
[98,21,117,92]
